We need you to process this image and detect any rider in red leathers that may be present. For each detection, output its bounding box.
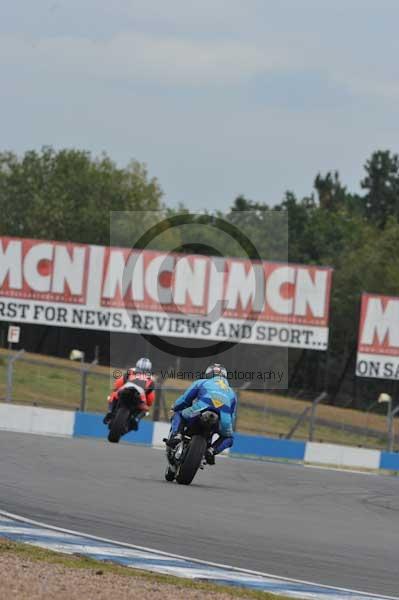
[103,357,155,431]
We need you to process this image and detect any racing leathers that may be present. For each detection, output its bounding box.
[168,376,236,457]
[104,369,155,428]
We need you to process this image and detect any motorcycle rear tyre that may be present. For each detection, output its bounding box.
[176,435,207,485]
[108,406,130,443]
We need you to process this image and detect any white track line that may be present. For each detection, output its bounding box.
[304,464,378,476]
[0,509,396,600]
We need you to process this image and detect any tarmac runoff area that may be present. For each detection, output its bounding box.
[0,431,398,597]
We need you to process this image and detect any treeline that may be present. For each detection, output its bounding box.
[1,146,399,408]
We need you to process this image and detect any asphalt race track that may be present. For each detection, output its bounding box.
[0,432,398,596]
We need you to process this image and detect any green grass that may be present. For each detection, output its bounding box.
[0,537,305,600]
[235,406,388,450]
[0,350,110,412]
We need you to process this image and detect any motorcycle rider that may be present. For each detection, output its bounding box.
[103,357,155,430]
[165,363,236,465]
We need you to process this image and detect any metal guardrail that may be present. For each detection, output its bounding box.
[5,349,26,402]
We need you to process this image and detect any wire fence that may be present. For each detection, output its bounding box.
[0,351,109,412]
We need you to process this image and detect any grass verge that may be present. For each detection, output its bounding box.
[0,537,304,600]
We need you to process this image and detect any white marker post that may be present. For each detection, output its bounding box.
[378,393,398,452]
[7,325,21,350]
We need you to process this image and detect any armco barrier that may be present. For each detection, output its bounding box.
[304,442,381,470]
[379,451,399,471]
[2,403,399,472]
[0,403,74,437]
[73,411,154,445]
[231,433,306,461]
[152,421,171,447]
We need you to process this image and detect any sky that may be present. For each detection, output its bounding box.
[1,1,399,210]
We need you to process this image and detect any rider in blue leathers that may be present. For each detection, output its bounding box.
[166,363,237,465]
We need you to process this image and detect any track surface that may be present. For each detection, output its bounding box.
[0,432,398,596]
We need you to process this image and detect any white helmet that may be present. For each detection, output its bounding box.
[136,357,152,373]
[205,363,227,379]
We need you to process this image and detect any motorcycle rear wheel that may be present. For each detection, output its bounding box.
[176,435,207,485]
[108,406,130,443]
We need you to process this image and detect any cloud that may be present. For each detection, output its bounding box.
[0,32,283,87]
[1,1,399,211]
[3,0,399,101]
[247,70,354,111]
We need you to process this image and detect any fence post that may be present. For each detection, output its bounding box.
[79,355,100,412]
[160,387,169,421]
[286,406,311,439]
[308,391,328,441]
[232,386,251,432]
[233,390,240,432]
[5,349,25,403]
[152,385,161,421]
[387,404,399,452]
[6,358,13,403]
[80,369,89,412]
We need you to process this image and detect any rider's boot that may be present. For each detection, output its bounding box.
[103,410,114,425]
[128,417,138,431]
[103,398,117,425]
[103,413,110,425]
[164,413,184,448]
[205,447,215,465]
[128,409,147,432]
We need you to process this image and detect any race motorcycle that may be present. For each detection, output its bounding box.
[164,408,220,485]
[107,385,144,443]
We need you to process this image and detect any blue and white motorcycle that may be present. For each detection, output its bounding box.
[165,408,220,485]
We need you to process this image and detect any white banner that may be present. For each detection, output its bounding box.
[0,236,333,350]
[356,293,399,380]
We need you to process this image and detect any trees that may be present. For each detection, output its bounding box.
[361,150,399,227]
[1,145,399,407]
[314,171,347,212]
[275,192,313,263]
[0,147,163,245]
[258,156,399,405]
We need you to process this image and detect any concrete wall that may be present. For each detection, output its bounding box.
[0,404,74,437]
[304,442,381,470]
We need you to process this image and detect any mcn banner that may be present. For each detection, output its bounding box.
[356,293,399,380]
[0,237,332,350]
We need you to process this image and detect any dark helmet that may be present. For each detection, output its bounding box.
[205,363,227,379]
